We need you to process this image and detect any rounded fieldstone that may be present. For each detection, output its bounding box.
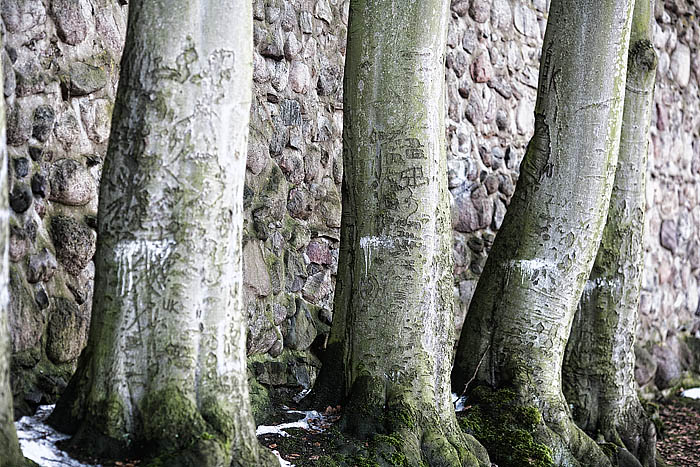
[462,28,478,54]
[29,172,47,197]
[24,219,37,242]
[54,111,80,147]
[499,173,515,196]
[10,185,32,213]
[484,174,499,194]
[465,91,484,125]
[470,53,493,83]
[65,62,108,97]
[284,33,302,60]
[7,105,31,146]
[469,0,490,23]
[49,158,96,206]
[453,186,493,233]
[2,0,46,33]
[46,297,89,364]
[289,61,310,94]
[9,226,29,263]
[50,0,88,45]
[28,248,58,284]
[13,157,29,178]
[451,0,469,16]
[307,239,332,265]
[452,50,470,78]
[247,142,270,175]
[317,63,340,96]
[32,105,55,142]
[34,285,49,310]
[660,220,678,252]
[28,146,43,162]
[491,0,512,29]
[253,53,270,83]
[496,108,510,131]
[50,216,97,276]
[288,186,314,220]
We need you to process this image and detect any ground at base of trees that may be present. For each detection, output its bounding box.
[255,393,700,467]
[656,395,700,467]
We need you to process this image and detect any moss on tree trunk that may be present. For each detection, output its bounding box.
[563,1,658,466]
[314,1,489,465]
[47,2,276,466]
[452,0,635,465]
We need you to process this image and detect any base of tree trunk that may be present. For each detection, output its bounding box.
[49,384,278,467]
[326,375,490,467]
[591,401,657,467]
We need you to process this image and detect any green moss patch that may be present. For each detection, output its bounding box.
[457,386,553,467]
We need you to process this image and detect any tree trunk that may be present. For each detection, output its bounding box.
[452,0,634,465]
[0,28,25,466]
[48,2,275,466]
[563,1,658,465]
[313,1,490,465]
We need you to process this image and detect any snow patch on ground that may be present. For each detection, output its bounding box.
[256,410,324,437]
[257,407,340,467]
[682,387,700,399]
[15,405,100,467]
[452,392,469,412]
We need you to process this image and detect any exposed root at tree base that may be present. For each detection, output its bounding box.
[457,386,623,467]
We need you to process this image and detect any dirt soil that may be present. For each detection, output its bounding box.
[656,395,700,467]
[259,396,700,467]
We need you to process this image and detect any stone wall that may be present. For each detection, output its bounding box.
[639,1,700,391]
[2,0,126,415]
[4,0,700,414]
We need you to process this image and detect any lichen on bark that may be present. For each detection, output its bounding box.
[452,0,636,465]
[47,2,276,465]
[312,0,489,465]
[563,1,658,466]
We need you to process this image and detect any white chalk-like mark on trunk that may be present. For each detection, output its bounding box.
[581,277,621,301]
[509,259,553,285]
[115,239,175,295]
[359,235,395,275]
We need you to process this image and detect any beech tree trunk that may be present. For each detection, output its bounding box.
[0,29,25,465]
[314,1,489,465]
[563,1,658,466]
[452,0,634,465]
[48,3,275,466]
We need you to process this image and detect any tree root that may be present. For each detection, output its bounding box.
[328,375,490,466]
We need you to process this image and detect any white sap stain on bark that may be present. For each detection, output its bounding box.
[114,239,175,295]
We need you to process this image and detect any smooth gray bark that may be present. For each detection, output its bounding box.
[563,1,658,466]
[314,0,489,465]
[48,2,275,466]
[0,28,25,466]
[452,0,634,465]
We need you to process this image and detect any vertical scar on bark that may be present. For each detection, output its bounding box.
[521,114,552,188]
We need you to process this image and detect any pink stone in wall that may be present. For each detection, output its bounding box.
[470,53,492,84]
